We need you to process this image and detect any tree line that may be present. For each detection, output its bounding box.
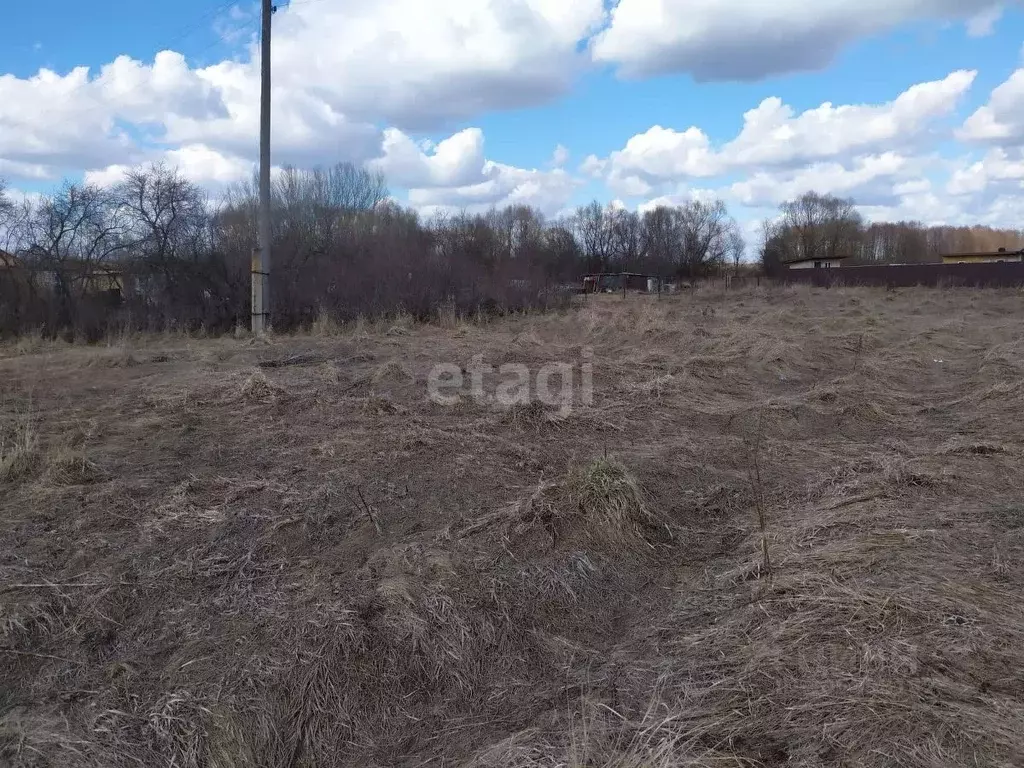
[1,168,1022,339]
[0,165,747,338]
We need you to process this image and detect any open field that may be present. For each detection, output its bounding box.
[2,286,1024,767]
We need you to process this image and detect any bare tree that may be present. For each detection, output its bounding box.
[776,191,862,263]
[759,219,786,276]
[676,199,733,280]
[728,226,746,276]
[570,201,615,273]
[24,181,128,331]
[641,206,680,276]
[0,178,11,228]
[541,223,582,281]
[0,179,32,254]
[608,208,644,271]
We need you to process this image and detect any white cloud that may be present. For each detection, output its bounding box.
[2,0,1022,237]
[728,153,912,207]
[270,0,604,128]
[0,0,604,185]
[608,125,720,185]
[0,159,52,180]
[946,148,1024,195]
[959,68,1024,143]
[405,160,580,217]
[593,66,1023,231]
[84,145,257,189]
[598,72,975,196]
[724,71,975,167]
[591,0,1001,80]
[370,128,487,188]
[966,5,1003,36]
[579,154,607,178]
[637,187,721,213]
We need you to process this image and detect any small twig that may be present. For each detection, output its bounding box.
[747,407,773,581]
[826,491,883,510]
[347,487,382,533]
[1,649,84,665]
[1,581,136,593]
[851,332,865,373]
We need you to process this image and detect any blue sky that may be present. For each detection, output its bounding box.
[2,1,1023,239]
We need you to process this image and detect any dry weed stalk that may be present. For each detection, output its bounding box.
[746,407,773,580]
[0,406,39,483]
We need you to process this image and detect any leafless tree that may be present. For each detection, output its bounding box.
[641,206,680,276]
[0,179,33,254]
[676,199,734,280]
[21,181,128,333]
[759,219,785,276]
[728,226,746,276]
[570,201,615,273]
[608,208,644,271]
[776,191,863,263]
[117,164,209,263]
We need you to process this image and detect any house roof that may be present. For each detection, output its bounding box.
[583,272,659,278]
[781,254,851,265]
[941,249,1024,258]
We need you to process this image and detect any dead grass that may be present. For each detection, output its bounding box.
[0,412,40,483]
[239,368,284,402]
[2,287,1024,767]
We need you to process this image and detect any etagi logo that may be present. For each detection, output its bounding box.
[426,348,594,416]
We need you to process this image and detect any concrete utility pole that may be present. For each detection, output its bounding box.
[252,0,274,334]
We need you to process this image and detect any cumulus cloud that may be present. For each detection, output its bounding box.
[591,0,1001,80]
[370,128,488,188]
[960,68,1024,143]
[946,148,1024,197]
[729,153,914,208]
[598,72,975,198]
[83,145,258,190]
[374,128,581,216]
[1,0,1021,234]
[0,0,604,185]
[725,71,976,166]
[590,66,1022,231]
[270,0,604,129]
[966,5,1004,37]
[367,127,580,216]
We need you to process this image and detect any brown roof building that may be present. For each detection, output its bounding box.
[941,248,1024,264]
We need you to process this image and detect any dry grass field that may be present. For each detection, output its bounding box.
[2,285,1024,767]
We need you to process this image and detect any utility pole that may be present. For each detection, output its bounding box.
[252,0,274,334]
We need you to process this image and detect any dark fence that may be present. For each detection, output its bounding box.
[781,262,1024,288]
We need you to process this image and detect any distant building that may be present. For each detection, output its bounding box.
[582,272,662,293]
[0,250,124,300]
[784,255,849,270]
[941,248,1024,264]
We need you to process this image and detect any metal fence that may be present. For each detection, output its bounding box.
[780,262,1024,288]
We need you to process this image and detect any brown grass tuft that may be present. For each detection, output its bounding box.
[44,445,106,485]
[239,368,283,402]
[0,416,40,483]
[372,359,414,384]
